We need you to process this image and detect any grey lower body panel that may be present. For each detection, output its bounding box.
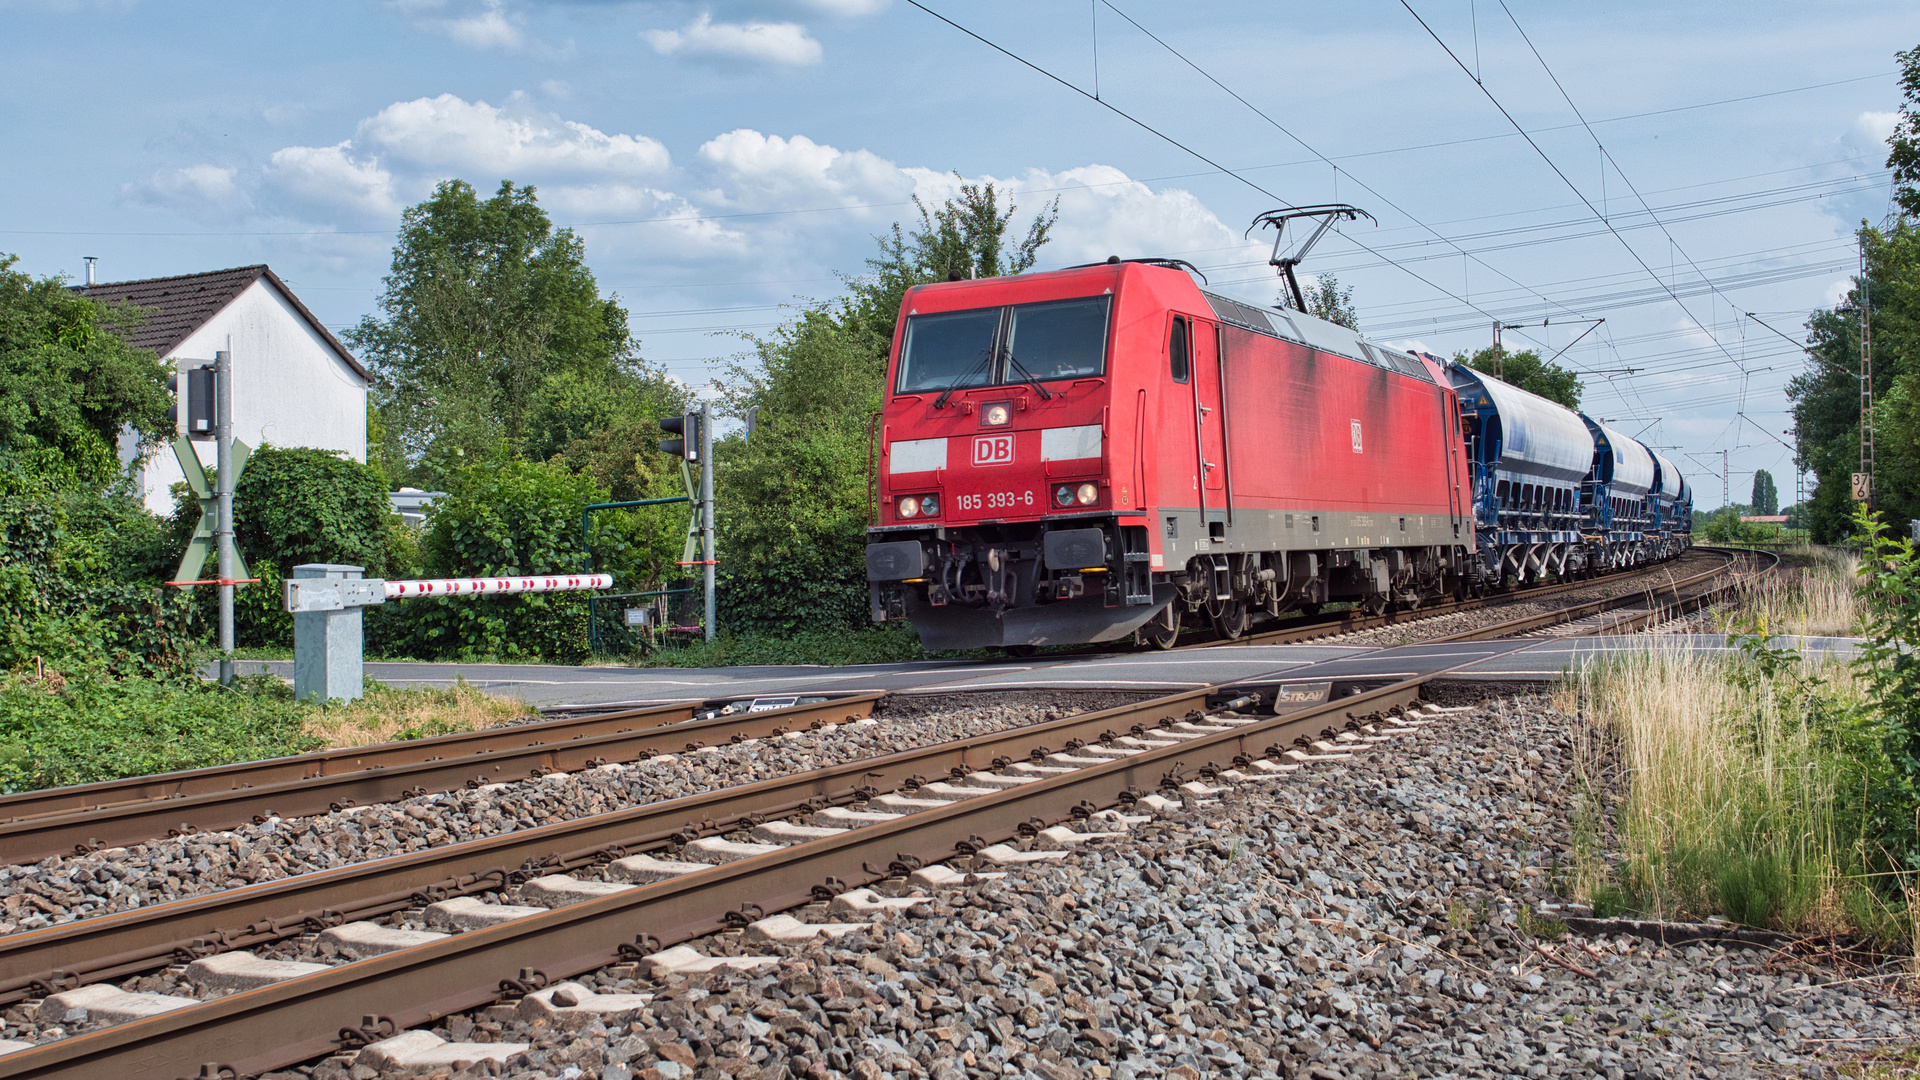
[1155,506,1469,562]
[903,585,1179,651]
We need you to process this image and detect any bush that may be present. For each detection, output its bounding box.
[0,460,188,678]
[373,457,662,661]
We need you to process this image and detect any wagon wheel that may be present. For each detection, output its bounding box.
[1212,599,1250,640]
[1001,644,1038,658]
[1295,602,1323,618]
[1144,603,1181,650]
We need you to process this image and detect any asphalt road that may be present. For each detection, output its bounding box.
[228,633,1859,709]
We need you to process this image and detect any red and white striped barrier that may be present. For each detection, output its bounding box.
[382,573,613,600]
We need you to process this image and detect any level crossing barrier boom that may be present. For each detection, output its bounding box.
[283,565,612,702]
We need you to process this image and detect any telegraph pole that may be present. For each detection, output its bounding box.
[1860,232,1876,510]
[699,400,716,642]
[215,346,235,686]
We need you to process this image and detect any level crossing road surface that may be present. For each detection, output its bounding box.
[223,633,1859,710]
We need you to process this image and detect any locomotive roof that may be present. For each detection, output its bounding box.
[1200,290,1435,384]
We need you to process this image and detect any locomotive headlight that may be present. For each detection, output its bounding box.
[919,494,940,517]
[1076,483,1099,506]
[1054,485,1075,507]
[898,495,921,518]
[983,403,1011,426]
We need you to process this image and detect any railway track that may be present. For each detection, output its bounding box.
[0,694,881,866]
[0,547,1770,1076]
[0,660,1511,1078]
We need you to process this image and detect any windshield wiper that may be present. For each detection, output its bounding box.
[1004,351,1056,401]
[931,348,994,409]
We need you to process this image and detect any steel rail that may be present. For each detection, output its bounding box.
[0,700,696,823]
[0,693,883,865]
[0,671,1450,1080]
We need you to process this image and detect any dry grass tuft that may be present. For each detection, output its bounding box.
[1716,547,1861,638]
[299,679,533,750]
[1557,640,1887,936]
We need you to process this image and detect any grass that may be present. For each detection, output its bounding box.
[0,665,533,793]
[1555,638,1898,940]
[296,677,532,748]
[1712,546,1861,638]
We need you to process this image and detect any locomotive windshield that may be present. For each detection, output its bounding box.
[896,296,1110,395]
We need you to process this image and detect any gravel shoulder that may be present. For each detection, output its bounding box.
[299,692,1915,1080]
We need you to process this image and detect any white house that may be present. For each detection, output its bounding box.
[80,265,370,516]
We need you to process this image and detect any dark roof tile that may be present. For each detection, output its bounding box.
[74,265,368,380]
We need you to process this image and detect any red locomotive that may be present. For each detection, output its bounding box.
[864,237,1690,652]
[864,256,1481,650]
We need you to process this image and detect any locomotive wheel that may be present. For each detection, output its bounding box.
[1144,604,1181,650]
[1296,602,1323,618]
[1002,644,1037,658]
[1212,599,1250,640]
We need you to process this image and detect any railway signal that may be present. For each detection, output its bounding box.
[658,412,701,461]
[657,406,718,641]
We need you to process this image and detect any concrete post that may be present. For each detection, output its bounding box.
[293,563,365,703]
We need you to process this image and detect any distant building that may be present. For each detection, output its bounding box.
[1739,515,1789,524]
[77,265,370,516]
[389,487,446,528]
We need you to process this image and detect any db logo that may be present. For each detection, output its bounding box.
[973,434,1015,466]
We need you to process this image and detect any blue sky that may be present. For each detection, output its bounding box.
[5,0,1917,507]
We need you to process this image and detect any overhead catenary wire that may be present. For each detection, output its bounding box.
[1092,0,1595,333]
[900,0,1529,334]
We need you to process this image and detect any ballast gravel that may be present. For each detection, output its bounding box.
[298,693,1910,1080]
[0,691,1154,933]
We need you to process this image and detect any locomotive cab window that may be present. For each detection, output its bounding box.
[1006,297,1109,380]
[1169,316,1191,383]
[896,296,1111,395]
[896,308,1003,395]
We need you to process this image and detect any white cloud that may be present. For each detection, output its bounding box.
[120,164,253,220]
[642,13,822,66]
[541,183,747,254]
[360,94,670,177]
[1858,110,1900,144]
[262,143,400,219]
[390,0,525,51]
[912,165,1265,273]
[697,129,909,209]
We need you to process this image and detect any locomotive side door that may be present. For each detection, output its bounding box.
[1189,316,1228,521]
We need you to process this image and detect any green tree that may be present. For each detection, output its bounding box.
[1790,221,1920,542]
[0,255,172,489]
[1889,45,1920,219]
[1750,469,1779,516]
[1300,273,1358,330]
[1457,345,1583,410]
[712,183,1058,634]
[348,180,649,487]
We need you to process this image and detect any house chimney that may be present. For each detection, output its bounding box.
[84,257,97,286]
